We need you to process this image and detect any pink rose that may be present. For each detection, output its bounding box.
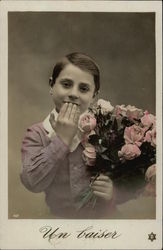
[118,144,141,160]
[79,113,96,133]
[126,105,143,120]
[124,125,145,147]
[114,105,127,117]
[144,164,156,197]
[144,128,156,147]
[144,130,152,143]
[82,144,96,166]
[150,127,156,147]
[141,111,155,128]
[145,164,156,183]
[153,117,156,128]
[118,144,141,161]
[97,99,114,114]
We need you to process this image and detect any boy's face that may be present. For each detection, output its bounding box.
[50,63,95,114]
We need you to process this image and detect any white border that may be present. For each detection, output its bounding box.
[0,1,162,249]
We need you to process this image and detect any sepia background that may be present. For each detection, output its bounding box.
[8,12,156,219]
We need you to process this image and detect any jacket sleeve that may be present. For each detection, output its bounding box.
[20,125,70,193]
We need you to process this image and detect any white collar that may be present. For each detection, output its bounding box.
[42,108,84,152]
[42,108,58,137]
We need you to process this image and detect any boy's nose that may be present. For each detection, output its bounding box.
[68,87,79,100]
[69,94,78,101]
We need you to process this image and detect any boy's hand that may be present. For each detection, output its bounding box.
[91,174,113,202]
[50,103,80,146]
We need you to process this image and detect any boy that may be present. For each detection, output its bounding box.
[21,52,115,218]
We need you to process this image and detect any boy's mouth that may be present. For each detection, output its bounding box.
[63,101,80,106]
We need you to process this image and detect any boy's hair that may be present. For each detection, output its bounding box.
[49,52,100,94]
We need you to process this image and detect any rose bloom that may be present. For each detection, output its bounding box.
[79,113,96,133]
[144,164,156,197]
[118,144,141,161]
[141,111,155,128]
[126,105,143,120]
[145,164,156,183]
[153,117,156,128]
[150,127,156,147]
[82,144,96,166]
[144,127,156,147]
[97,99,114,114]
[114,104,127,117]
[124,124,145,147]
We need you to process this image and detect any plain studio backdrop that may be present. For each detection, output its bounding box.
[8,12,156,219]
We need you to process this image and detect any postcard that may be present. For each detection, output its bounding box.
[0,0,162,249]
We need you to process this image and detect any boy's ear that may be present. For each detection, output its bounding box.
[49,76,53,87]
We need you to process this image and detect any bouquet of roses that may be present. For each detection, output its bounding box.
[76,99,156,209]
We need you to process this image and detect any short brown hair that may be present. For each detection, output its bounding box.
[49,52,100,94]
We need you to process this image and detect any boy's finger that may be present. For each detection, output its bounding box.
[69,104,77,121]
[58,103,68,119]
[73,106,80,123]
[97,175,111,182]
[91,185,108,193]
[64,103,73,119]
[93,191,112,201]
[92,180,113,188]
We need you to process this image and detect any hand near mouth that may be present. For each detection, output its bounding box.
[50,102,81,147]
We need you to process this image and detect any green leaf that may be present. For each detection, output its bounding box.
[76,189,94,210]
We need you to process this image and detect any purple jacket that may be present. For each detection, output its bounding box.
[20,123,116,218]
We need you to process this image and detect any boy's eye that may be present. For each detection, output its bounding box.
[60,80,72,88]
[79,84,90,93]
